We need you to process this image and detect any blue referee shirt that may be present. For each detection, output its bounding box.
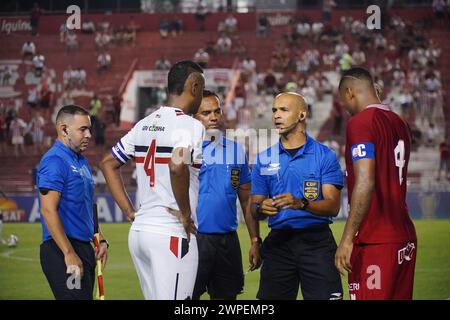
[197,136,251,233]
[251,134,343,229]
[37,140,94,242]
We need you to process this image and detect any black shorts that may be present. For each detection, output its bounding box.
[257,225,342,300]
[193,232,244,299]
[40,238,96,300]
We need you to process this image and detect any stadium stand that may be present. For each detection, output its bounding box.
[0,4,448,194]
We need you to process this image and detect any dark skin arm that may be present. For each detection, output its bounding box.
[168,147,197,242]
[238,183,261,271]
[272,184,342,217]
[335,158,375,275]
[99,153,136,222]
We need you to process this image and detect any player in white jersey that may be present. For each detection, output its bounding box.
[100,61,205,299]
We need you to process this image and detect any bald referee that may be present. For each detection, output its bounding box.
[38,105,109,300]
[251,92,343,300]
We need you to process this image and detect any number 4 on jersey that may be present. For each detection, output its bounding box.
[144,139,156,187]
[394,140,405,185]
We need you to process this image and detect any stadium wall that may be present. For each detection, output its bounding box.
[1,191,448,223]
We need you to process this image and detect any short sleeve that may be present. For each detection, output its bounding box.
[111,125,137,165]
[240,156,251,185]
[250,157,269,196]
[321,150,344,188]
[346,114,376,163]
[37,156,67,193]
[172,117,204,151]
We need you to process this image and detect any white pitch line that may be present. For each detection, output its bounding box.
[0,249,38,262]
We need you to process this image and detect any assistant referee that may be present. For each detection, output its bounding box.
[37,105,109,300]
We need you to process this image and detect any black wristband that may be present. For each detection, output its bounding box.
[100,239,109,249]
[301,197,309,210]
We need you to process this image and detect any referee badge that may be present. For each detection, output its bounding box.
[230,168,240,189]
[303,180,319,200]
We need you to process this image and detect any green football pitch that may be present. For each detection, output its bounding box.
[1,220,449,300]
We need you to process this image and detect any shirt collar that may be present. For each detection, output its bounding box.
[365,103,391,111]
[203,134,227,148]
[55,139,83,161]
[278,132,314,158]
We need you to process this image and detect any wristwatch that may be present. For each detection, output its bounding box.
[300,197,309,210]
[100,239,110,250]
[251,236,263,245]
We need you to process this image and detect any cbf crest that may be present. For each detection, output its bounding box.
[231,168,240,189]
[303,180,319,200]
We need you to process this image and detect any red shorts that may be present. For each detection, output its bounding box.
[348,241,417,300]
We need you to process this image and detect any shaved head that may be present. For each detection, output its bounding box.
[338,67,377,95]
[274,92,307,113]
[338,67,381,115]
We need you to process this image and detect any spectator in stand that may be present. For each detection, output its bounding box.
[30,2,42,36]
[426,123,440,147]
[126,16,140,46]
[257,13,270,38]
[224,15,238,34]
[1,66,12,86]
[322,0,337,22]
[97,53,112,74]
[65,32,79,52]
[232,37,247,58]
[216,34,232,54]
[334,40,349,60]
[339,52,354,73]
[27,86,40,109]
[59,23,69,43]
[241,57,256,79]
[10,115,27,157]
[63,66,73,89]
[263,69,277,94]
[0,107,6,155]
[155,55,171,70]
[438,138,450,180]
[296,20,311,39]
[28,109,45,155]
[73,67,87,88]
[352,47,366,66]
[32,53,45,77]
[159,19,170,39]
[194,48,210,68]
[311,22,324,43]
[398,87,413,119]
[424,72,442,124]
[40,84,52,119]
[433,0,447,26]
[81,20,96,34]
[170,17,183,37]
[195,0,208,31]
[89,94,103,145]
[22,41,36,61]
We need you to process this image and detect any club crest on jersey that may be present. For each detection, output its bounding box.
[303,180,319,200]
[231,168,240,189]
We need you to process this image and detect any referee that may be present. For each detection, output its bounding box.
[193,90,261,300]
[37,105,108,300]
[251,92,343,300]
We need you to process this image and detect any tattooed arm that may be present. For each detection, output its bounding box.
[335,158,375,275]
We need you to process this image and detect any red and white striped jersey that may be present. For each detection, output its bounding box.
[111,106,204,237]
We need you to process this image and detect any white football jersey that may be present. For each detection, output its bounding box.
[111,106,204,237]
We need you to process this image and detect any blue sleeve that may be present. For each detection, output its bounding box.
[37,156,67,193]
[321,150,344,188]
[250,157,269,196]
[239,154,251,185]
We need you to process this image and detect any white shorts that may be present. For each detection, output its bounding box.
[128,229,198,300]
[11,136,24,145]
